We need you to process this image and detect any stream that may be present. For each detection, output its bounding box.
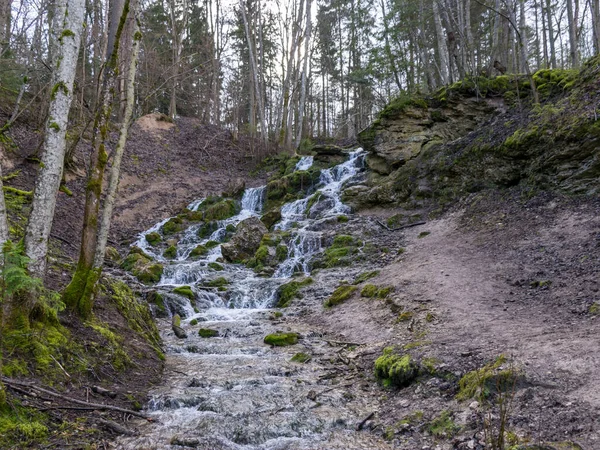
[115,150,392,449]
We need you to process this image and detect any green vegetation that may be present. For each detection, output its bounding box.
[374,347,419,388]
[353,270,379,284]
[198,328,219,338]
[457,355,518,401]
[205,277,229,288]
[162,217,183,235]
[324,284,358,308]
[323,235,362,268]
[121,252,163,284]
[290,352,311,363]
[337,215,348,223]
[189,319,198,326]
[275,278,313,307]
[361,284,394,298]
[173,286,194,300]
[202,199,238,221]
[190,245,208,257]
[264,332,299,346]
[589,303,599,315]
[208,262,224,271]
[427,410,460,437]
[163,245,177,258]
[145,232,161,246]
[397,311,413,322]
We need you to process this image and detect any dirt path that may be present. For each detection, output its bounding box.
[305,193,599,448]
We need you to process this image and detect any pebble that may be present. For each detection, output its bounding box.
[469,401,479,410]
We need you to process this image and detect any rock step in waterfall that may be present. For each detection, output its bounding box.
[115,149,393,450]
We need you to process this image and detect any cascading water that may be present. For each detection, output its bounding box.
[115,149,385,450]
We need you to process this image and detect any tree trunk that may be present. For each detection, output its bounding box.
[24,0,85,281]
[432,0,449,85]
[62,0,130,318]
[566,0,579,67]
[0,162,9,247]
[93,12,141,277]
[295,0,312,148]
[545,0,556,68]
[593,0,600,55]
[0,0,10,55]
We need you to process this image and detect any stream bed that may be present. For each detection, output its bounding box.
[115,150,393,449]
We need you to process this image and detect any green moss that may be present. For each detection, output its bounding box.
[397,311,413,322]
[377,286,394,298]
[172,314,181,327]
[121,252,164,284]
[337,215,348,223]
[323,235,361,268]
[59,184,72,196]
[60,29,75,39]
[208,262,224,271]
[198,221,219,238]
[189,319,198,326]
[275,278,313,307]
[205,240,220,249]
[190,245,208,257]
[173,286,194,300]
[107,279,163,357]
[198,328,219,338]
[88,321,132,371]
[145,232,162,246]
[147,291,167,317]
[276,244,288,261]
[48,121,60,131]
[163,245,177,258]
[324,284,358,308]
[379,93,428,119]
[264,332,299,346]
[162,217,183,235]
[457,355,518,401]
[50,81,68,100]
[361,284,378,298]
[206,277,229,287]
[418,231,430,238]
[203,199,238,221]
[589,303,599,315]
[291,352,311,363]
[427,410,460,437]
[374,347,419,388]
[225,224,236,232]
[305,192,322,214]
[0,401,49,447]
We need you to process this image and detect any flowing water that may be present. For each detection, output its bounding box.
[116,149,390,449]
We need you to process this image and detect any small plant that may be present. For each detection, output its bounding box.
[427,410,460,437]
[290,352,311,363]
[324,285,358,307]
[374,347,419,388]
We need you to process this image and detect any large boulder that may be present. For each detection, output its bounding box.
[222,178,246,198]
[221,217,268,263]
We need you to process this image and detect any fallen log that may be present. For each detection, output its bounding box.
[1,377,152,420]
[376,219,426,231]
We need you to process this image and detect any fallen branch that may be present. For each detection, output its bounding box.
[356,411,376,431]
[2,377,152,420]
[324,340,362,347]
[375,219,426,231]
[96,418,137,436]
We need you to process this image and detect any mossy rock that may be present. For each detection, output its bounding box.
[163,245,177,259]
[202,199,239,221]
[261,209,282,229]
[361,284,378,298]
[205,277,229,288]
[198,221,219,239]
[208,262,224,271]
[173,286,195,300]
[374,347,419,388]
[121,253,163,284]
[198,328,219,338]
[190,245,208,257]
[147,291,167,318]
[324,285,358,308]
[275,278,313,308]
[205,240,220,249]
[145,232,162,246]
[105,246,121,264]
[353,271,379,284]
[162,217,183,235]
[264,332,299,346]
[291,352,311,363]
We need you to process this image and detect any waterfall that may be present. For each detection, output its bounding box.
[117,149,372,449]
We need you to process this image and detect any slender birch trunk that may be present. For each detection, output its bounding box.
[295,0,312,148]
[545,0,556,68]
[0,162,9,247]
[24,0,85,280]
[432,0,449,85]
[566,0,579,67]
[93,15,141,274]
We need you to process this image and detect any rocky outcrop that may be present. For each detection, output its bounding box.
[351,62,600,213]
[221,217,268,262]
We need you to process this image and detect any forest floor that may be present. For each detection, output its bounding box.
[300,189,599,449]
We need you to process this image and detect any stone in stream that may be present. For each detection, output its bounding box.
[221,217,268,262]
[171,314,187,339]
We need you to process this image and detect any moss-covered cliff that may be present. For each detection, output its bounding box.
[351,57,600,213]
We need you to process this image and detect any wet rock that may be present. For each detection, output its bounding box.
[172,325,187,339]
[307,196,335,219]
[222,177,246,198]
[121,252,164,284]
[261,209,282,230]
[263,332,299,346]
[170,436,200,447]
[221,217,268,262]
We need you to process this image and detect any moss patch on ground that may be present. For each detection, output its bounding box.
[374,347,419,388]
[264,332,299,346]
[457,355,519,401]
[324,284,358,308]
[322,235,362,268]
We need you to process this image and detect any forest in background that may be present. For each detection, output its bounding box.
[1,0,599,149]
